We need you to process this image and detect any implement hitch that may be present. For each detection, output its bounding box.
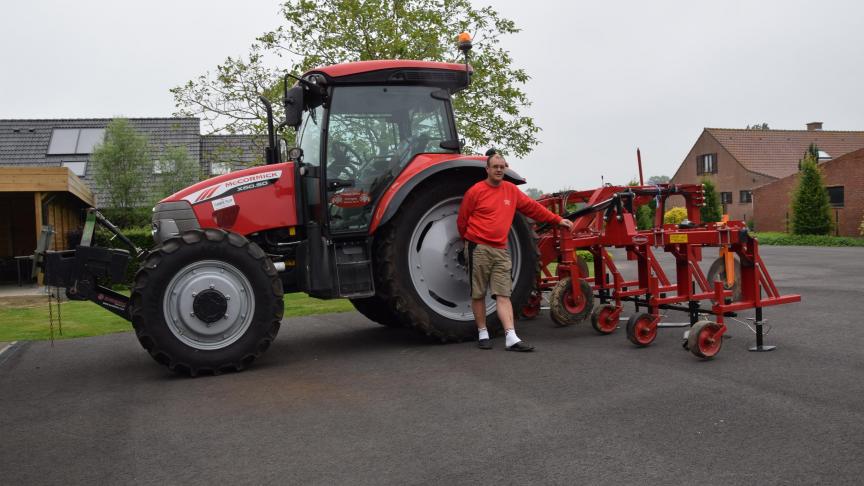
[33,209,145,321]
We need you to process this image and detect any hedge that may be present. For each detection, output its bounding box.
[753,232,864,247]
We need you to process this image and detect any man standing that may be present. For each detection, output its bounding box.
[457,149,574,351]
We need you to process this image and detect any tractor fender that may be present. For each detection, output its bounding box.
[369,156,526,234]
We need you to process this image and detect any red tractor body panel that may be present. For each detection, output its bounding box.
[161,162,298,235]
[309,60,471,78]
[369,153,486,233]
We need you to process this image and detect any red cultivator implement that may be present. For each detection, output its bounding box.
[524,182,801,359]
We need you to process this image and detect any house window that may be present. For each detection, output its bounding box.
[61,161,87,177]
[153,160,177,174]
[696,154,717,175]
[211,162,232,175]
[827,186,844,207]
[739,190,752,203]
[720,192,732,204]
[47,128,105,155]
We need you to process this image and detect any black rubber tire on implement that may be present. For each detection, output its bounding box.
[687,320,723,359]
[130,229,284,376]
[707,256,742,302]
[549,277,594,326]
[375,177,539,342]
[626,312,658,347]
[350,296,403,327]
[590,304,619,335]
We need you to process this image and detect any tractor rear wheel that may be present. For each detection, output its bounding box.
[350,296,403,327]
[375,178,538,342]
[130,229,283,376]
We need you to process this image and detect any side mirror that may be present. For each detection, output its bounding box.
[284,85,305,128]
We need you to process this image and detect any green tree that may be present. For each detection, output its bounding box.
[700,178,722,223]
[92,118,152,217]
[157,145,202,200]
[523,187,543,199]
[647,175,669,185]
[746,122,770,130]
[791,156,832,235]
[172,0,539,156]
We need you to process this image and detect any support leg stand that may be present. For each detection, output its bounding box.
[749,307,776,352]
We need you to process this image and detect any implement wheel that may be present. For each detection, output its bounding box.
[520,291,542,320]
[550,277,594,326]
[626,312,658,347]
[688,320,724,359]
[707,256,742,302]
[590,304,619,335]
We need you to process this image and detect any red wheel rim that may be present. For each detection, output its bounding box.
[563,287,586,314]
[697,326,722,357]
[596,307,617,333]
[633,316,657,345]
[521,304,540,319]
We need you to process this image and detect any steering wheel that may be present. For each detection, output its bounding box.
[329,141,366,178]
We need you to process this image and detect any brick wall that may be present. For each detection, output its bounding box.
[753,148,864,236]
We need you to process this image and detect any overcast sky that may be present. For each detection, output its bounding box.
[2,0,862,191]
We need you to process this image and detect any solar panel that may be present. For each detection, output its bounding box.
[47,129,79,154]
[76,129,105,154]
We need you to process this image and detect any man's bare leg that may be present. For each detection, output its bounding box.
[495,296,515,331]
[472,298,487,330]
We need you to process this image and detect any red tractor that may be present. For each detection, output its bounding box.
[37,41,539,375]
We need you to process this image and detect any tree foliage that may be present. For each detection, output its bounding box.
[746,122,770,130]
[172,0,539,156]
[700,178,722,223]
[92,119,152,214]
[664,207,687,225]
[647,175,670,185]
[522,187,543,199]
[791,155,832,235]
[157,145,202,200]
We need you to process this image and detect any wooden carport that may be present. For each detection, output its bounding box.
[0,167,94,283]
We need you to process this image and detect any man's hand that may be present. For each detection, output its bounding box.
[558,218,574,231]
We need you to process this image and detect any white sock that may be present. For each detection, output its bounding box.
[478,328,489,340]
[505,329,520,347]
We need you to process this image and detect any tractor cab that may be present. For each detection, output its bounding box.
[277,60,472,299]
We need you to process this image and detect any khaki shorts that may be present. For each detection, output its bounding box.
[467,242,512,299]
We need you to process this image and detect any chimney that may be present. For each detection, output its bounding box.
[807,121,823,131]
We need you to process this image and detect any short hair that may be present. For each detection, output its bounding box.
[485,147,500,166]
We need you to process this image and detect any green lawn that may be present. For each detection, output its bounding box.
[0,293,355,342]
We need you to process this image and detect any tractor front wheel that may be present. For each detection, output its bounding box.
[130,229,283,376]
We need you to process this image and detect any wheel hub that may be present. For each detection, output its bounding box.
[193,289,228,324]
[163,260,255,350]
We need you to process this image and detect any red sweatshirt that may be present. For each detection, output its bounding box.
[457,180,562,249]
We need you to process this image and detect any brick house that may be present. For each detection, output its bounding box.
[670,123,864,223]
[753,148,864,236]
[0,117,266,283]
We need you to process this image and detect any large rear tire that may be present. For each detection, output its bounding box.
[350,296,403,327]
[130,229,283,376]
[375,177,539,342]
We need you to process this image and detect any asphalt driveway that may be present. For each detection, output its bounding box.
[1,246,862,485]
